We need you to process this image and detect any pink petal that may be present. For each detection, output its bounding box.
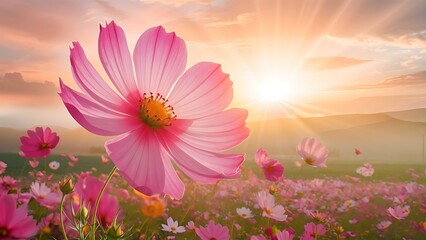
[168,62,233,119]
[161,149,185,199]
[158,131,244,184]
[59,80,141,136]
[105,127,167,196]
[133,26,187,95]
[42,127,52,143]
[70,41,129,110]
[0,195,15,226]
[99,21,139,103]
[168,109,249,152]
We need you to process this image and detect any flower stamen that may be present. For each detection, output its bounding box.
[139,93,176,129]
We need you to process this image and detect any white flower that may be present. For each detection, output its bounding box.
[161,217,185,234]
[48,161,60,170]
[236,207,254,219]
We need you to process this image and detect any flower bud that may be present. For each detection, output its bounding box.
[60,177,74,195]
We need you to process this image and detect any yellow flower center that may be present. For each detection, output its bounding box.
[264,208,272,216]
[171,227,176,231]
[139,93,176,129]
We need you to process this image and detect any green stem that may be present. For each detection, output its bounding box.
[59,194,69,240]
[90,166,117,240]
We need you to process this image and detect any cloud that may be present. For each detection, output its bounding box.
[303,57,371,71]
[344,70,426,89]
[0,72,57,95]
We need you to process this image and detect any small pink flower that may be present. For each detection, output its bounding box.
[0,194,38,239]
[59,21,249,199]
[236,207,254,219]
[196,220,229,240]
[161,217,185,234]
[66,154,78,162]
[29,159,39,168]
[0,161,6,175]
[186,221,196,231]
[101,155,110,164]
[30,182,61,209]
[301,222,326,240]
[262,159,284,182]
[256,191,287,221]
[297,137,328,167]
[0,176,19,192]
[254,148,284,181]
[388,205,410,220]
[356,163,374,177]
[48,161,60,170]
[276,229,295,240]
[255,148,270,167]
[377,220,392,230]
[67,161,75,167]
[20,127,59,158]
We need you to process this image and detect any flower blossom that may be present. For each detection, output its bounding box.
[254,148,284,181]
[256,191,287,221]
[388,205,410,220]
[236,207,254,219]
[0,161,6,175]
[297,137,328,167]
[196,220,229,240]
[19,127,59,158]
[59,21,249,199]
[0,194,38,239]
[161,217,185,234]
[356,163,374,177]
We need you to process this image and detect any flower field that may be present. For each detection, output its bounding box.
[1,152,425,239]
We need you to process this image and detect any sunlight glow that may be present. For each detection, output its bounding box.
[259,75,299,103]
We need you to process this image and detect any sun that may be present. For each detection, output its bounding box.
[259,77,299,103]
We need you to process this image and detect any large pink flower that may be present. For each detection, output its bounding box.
[0,194,38,239]
[19,127,59,158]
[59,21,249,199]
[296,137,328,167]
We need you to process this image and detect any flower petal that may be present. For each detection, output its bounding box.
[168,109,249,152]
[105,128,168,197]
[158,131,244,184]
[59,80,140,136]
[70,41,128,110]
[161,148,185,199]
[99,21,139,103]
[133,26,187,95]
[168,62,233,119]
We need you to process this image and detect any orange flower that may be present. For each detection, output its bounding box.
[134,189,166,217]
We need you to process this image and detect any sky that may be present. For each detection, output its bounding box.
[1,0,426,129]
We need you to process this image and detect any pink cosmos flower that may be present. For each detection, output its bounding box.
[388,205,410,220]
[276,229,295,240]
[0,176,19,192]
[377,220,392,230]
[196,220,229,240]
[48,161,60,170]
[0,194,38,239]
[0,161,6,175]
[73,175,119,226]
[262,160,284,182]
[20,127,59,158]
[236,207,254,219]
[59,21,249,199]
[186,221,196,231]
[256,191,287,221]
[356,163,374,177]
[161,217,185,234]
[30,182,61,210]
[254,148,284,181]
[29,159,39,168]
[297,137,328,167]
[300,222,326,240]
[101,155,110,164]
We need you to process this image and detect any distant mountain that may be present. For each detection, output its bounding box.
[385,108,426,123]
[1,110,426,163]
